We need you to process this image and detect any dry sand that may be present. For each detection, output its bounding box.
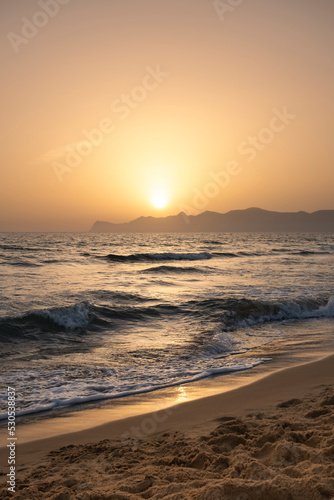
[1,354,333,499]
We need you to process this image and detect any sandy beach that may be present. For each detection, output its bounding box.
[1,353,333,499]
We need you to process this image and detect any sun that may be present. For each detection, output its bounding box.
[151,190,168,209]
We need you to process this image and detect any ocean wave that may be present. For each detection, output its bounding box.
[101,251,266,262]
[213,252,240,258]
[0,301,181,339]
[291,250,331,256]
[219,296,334,331]
[139,265,205,275]
[0,244,52,252]
[270,248,332,256]
[203,240,222,245]
[213,251,263,258]
[1,295,333,342]
[271,247,291,253]
[90,290,152,303]
[40,302,91,328]
[0,303,92,338]
[237,251,263,256]
[3,260,42,268]
[102,252,212,263]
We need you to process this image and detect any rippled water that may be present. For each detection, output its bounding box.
[0,232,333,418]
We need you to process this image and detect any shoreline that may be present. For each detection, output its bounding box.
[2,320,332,436]
[2,316,332,437]
[1,351,333,478]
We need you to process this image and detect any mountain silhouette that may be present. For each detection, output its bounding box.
[90,208,334,233]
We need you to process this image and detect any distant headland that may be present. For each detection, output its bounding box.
[90,208,334,233]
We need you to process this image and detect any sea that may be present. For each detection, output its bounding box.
[0,232,333,420]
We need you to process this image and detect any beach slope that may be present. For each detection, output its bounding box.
[1,354,333,499]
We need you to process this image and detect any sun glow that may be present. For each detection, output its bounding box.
[151,190,169,209]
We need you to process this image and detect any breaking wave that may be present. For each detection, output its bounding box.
[218,296,334,331]
[1,295,333,341]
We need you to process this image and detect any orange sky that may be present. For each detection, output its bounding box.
[0,0,333,231]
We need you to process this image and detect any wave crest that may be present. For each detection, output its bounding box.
[140,265,204,274]
[102,252,212,263]
[220,296,334,331]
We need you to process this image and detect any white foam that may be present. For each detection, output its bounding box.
[0,358,267,420]
[38,302,90,329]
[225,296,334,331]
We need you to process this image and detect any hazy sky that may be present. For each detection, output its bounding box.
[1,0,333,231]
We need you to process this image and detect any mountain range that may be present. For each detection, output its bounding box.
[89,208,334,233]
